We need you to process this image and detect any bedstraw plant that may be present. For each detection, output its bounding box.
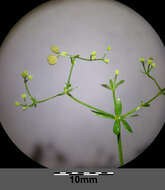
[15,45,165,166]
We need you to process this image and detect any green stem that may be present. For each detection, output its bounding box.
[66,57,75,87]
[146,73,162,91]
[117,133,124,166]
[112,87,117,111]
[145,89,165,104]
[37,91,65,103]
[121,88,165,118]
[65,56,112,116]
[78,57,104,62]
[122,72,164,118]
[112,84,124,166]
[142,63,146,72]
[24,80,33,100]
[67,93,111,115]
[67,53,105,62]
[24,79,65,105]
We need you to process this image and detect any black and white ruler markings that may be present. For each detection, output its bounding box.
[53,171,114,176]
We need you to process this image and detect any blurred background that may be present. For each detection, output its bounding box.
[0,0,165,168]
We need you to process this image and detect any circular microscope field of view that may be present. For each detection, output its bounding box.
[0,0,165,168]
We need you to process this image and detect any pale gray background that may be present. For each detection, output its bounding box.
[0,0,165,168]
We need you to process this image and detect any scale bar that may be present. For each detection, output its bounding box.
[53,171,114,176]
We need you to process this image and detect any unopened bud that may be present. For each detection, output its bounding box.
[139,58,145,63]
[151,63,156,68]
[47,55,58,65]
[51,45,60,54]
[28,75,32,80]
[14,101,20,106]
[21,93,27,99]
[115,69,119,75]
[91,51,96,56]
[104,59,110,63]
[21,70,29,79]
[22,106,28,111]
[107,46,111,51]
[91,55,96,60]
[147,58,153,65]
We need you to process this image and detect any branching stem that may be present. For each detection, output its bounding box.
[146,73,162,91]
[37,92,65,103]
[67,92,111,115]
[18,47,165,168]
[112,81,124,166]
[66,57,112,115]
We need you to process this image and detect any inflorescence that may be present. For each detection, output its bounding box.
[14,45,165,166]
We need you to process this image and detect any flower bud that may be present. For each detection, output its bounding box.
[91,51,96,56]
[104,59,110,63]
[151,63,156,68]
[115,97,122,116]
[47,55,58,65]
[91,55,96,60]
[115,69,119,76]
[51,45,60,54]
[28,75,33,80]
[22,106,28,111]
[21,70,29,79]
[21,93,27,99]
[107,46,111,51]
[139,58,145,63]
[14,101,20,106]
[147,58,153,64]
[60,51,68,56]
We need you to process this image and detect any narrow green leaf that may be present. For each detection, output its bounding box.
[121,119,133,133]
[115,80,125,88]
[109,79,114,89]
[101,84,112,90]
[115,98,122,116]
[113,120,121,135]
[142,103,150,107]
[91,110,115,119]
[129,114,139,118]
[114,74,117,84]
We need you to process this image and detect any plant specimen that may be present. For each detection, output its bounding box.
[15,45,165,166]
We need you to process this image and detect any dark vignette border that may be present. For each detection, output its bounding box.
[0,0,164,168]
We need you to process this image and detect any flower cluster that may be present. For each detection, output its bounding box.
[90,51,96,60]
[139,57,156,74]
[21,70,33,81]
[14,70,35,110]
[104,45,111,63]
[47,45,111,65]
[14,92,28,110]
[47,45,69,65]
